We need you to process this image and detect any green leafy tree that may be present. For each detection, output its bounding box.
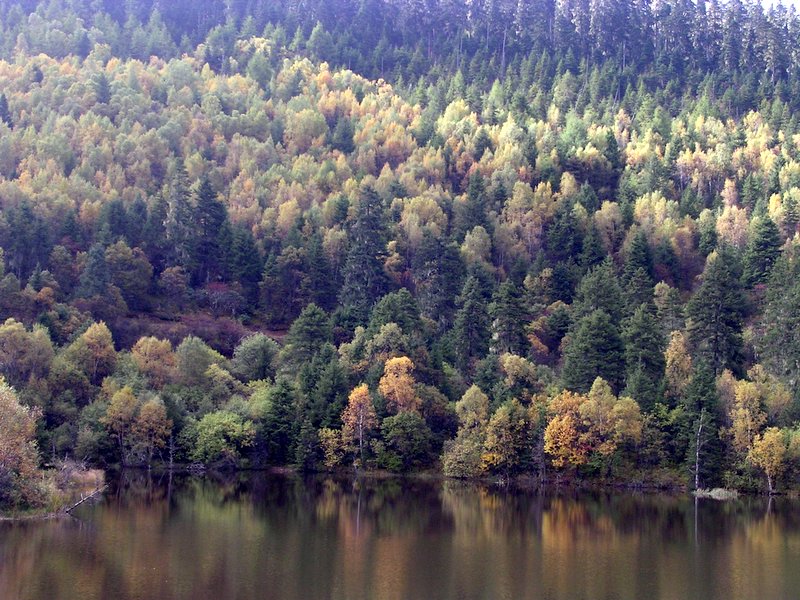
[191,411,256,464]
[379,412,433,472]
[481,398,530,477]
[0,378,45,509]
[231,334,279,382]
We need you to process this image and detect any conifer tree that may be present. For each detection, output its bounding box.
[687,247,745,376]
[488,280,528,355]
[281,303,332,371]
[743,215,782,286]
[78,244,111,298]
[192,177,228,284]
[339,185,388,325]
[0,93,12,128]
[622,303,666,410]
[562,309,625,393]
[452,275,491,372]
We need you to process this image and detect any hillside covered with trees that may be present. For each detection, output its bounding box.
[3,0,800,509]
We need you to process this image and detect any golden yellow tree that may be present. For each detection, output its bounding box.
[131,399,172,466]
[131,336,176,388]
[101,386,139,463]
[63,321,117,385]
[664,331,692,402]
[544,390,588,468]
[748,428,788,494]
[728,379,767,456]
[341,383,378,467]
[378,356,420,414]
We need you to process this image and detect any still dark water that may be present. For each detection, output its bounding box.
[2,473,800,600]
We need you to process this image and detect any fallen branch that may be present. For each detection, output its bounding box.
[62,484,108,514]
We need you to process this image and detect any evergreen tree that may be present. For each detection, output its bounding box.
[0,93,12,128]
[453,173,490,240]
[262,377,298,464]
[687,247,745,376]
[682,360,723,489]
[338,185,388,325]
[622,303,666,410]
[229,226,263,305]
[452,275,491,372]
[281,303,332,371]
[331,116,355,154]
[760,252,800,401]
[142,193,169,273]
[743,215,782,286]
[78,243,111,298]
[300,343,349,429]
[562,310,625,393]
[572,258,625,322]
[302,233,335,311]
[546,203,584,263]
[579,222,606,269]
[412,233,464,330]
[164,162,195,270]
[368,288,422,337]
[488,280,528,355]
[623,229,654,281]
[192,177,228,283]
[93,72,112,104]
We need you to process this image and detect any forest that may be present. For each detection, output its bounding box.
[2,0,800,510]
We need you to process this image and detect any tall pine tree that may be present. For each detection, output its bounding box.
[338,185,388,325]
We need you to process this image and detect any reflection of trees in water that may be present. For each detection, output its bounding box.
[6,474,800,600]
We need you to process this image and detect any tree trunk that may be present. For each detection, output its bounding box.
[694,413,704,490]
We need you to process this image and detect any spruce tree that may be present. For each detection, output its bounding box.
[263,377,299,464]
[622,303,666,410]
[572,258,625,322]
[488,280,528,355]
[742,215,782,286]
[331,116,355,154]
[562,309,625,393]
[192,177,228,283]
[281,303,332,371]
[164,162,195,270]
[0,93,12,128]
[686,247,745,376]
[452,275,491,372]
[78,243,111,298]
[302,233,335,311]
[368,288,422,337]
[338,185,388,325]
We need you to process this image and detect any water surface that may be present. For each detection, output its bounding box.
[2,473,799,600]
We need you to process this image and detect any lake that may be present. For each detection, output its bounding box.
[2,472,799,600]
